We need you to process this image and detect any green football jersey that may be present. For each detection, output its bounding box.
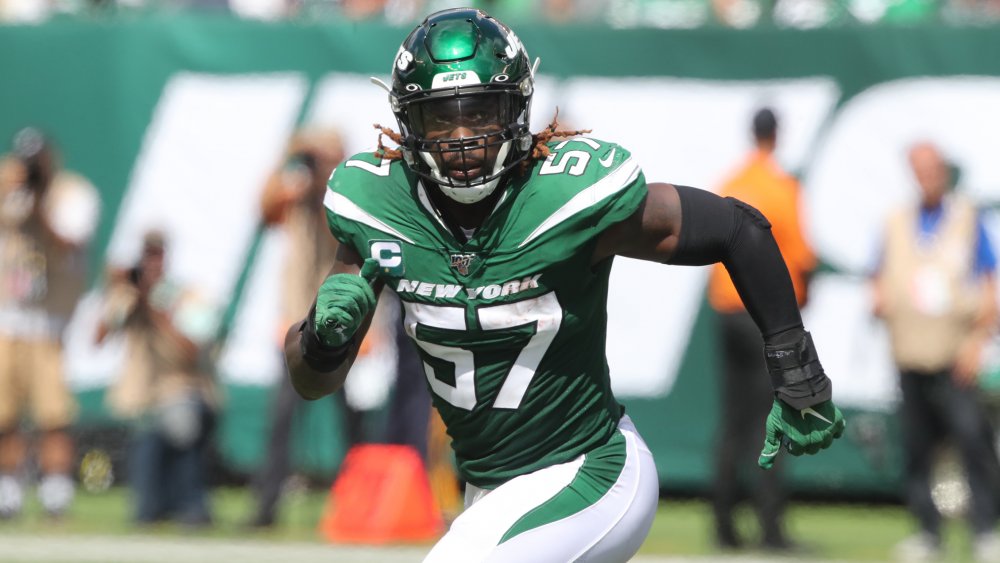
[325,138,647,488]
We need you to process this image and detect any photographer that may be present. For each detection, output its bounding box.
[246,127,437,529]
[247,127,365,527]
[96,231,218,527]
[0,127,100,519]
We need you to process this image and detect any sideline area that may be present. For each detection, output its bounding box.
[0,533,848,563]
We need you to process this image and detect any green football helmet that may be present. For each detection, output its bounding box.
[388,9,536,204]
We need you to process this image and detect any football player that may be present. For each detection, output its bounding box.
[285,9,845,562]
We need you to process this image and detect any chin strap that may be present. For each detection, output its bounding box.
[420,141,512,205]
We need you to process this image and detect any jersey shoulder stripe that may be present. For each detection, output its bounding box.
[323,190,415,244]
[518,155,641,248]
[328,150,405,199]
[509,137,647,249]
[324,152,424,249]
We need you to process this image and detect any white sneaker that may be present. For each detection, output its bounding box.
[38,473,74,517]
[0,474,23,519]
[893,533,943,562]
[974,532,1000,563]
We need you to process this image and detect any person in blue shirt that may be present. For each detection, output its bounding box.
[914,199,996,279]
[873,141,1000,562]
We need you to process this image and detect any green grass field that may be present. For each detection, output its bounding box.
[0,486,985,562]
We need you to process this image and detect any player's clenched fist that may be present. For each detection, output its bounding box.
[758,398,846,469]
[311,259,379,348]
[298,258,379,375]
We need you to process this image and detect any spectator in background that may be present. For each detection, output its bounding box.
[247,127,361,528]
[96,231,218,527]
[874,141,1000,563]
[0,128,100,519]
[246,127,437,528]
[707,108,815,552]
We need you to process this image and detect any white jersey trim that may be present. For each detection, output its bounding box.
[416,181,451,232]
[517,157,641,248]
[571,416,646,561]
[324,190,415,244]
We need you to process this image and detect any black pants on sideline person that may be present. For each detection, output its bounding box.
[712,311,791,550]
[248,296,430,528]
[248,373,363,527]
[384,310,432,460]
[899,368,1000,539]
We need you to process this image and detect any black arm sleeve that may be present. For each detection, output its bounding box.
[667,185,831,408]
[667,185,800,338]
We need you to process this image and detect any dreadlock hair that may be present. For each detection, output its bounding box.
[371,109,590,174]
[373,124,405,161]
[523,110,591,172]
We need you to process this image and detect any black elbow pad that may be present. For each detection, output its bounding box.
[668,185,771,266]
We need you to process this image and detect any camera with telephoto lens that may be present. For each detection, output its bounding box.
[11,127,51,192]
[285,151,318,177]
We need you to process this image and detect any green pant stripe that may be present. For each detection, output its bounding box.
[498,430,627,544]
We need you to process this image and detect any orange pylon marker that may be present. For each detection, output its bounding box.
[319,444,445,544]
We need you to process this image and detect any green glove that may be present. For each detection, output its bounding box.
[313,259,379,348]
[758,398,846,469]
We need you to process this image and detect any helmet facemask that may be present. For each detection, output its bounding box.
[402,89,528,204]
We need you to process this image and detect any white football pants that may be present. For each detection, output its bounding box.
[424,415,658,563]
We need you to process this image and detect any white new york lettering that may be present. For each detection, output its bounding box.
[519,274,542,291]
[401,273,541,300]
[397,279,419,293]
[501,281,521,296]
[435,284,462,298]
[482,285,502,299]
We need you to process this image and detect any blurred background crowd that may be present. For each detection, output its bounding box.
[4,2,1000,561]
[3,0,1000,28]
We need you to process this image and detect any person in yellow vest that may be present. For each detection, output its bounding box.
[874,141,1000,562]
[707,108,816,552]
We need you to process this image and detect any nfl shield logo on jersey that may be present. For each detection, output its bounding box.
[450,253,477,276]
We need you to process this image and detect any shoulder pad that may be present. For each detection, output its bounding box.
[521,137,642,199]
[328,152,401,195]
[510,137,647,249]
[518,138,640,200]
[324,152,414,250]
